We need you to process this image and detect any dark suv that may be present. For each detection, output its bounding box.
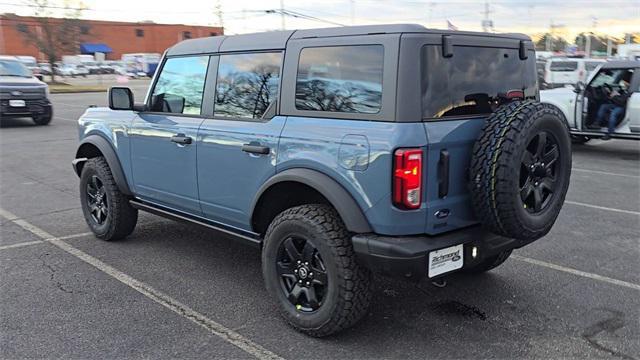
[0,56,52,125]
[72,24,571,336]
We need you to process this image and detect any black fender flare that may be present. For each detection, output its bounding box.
[73,134,132,196]
[251,168,372,233]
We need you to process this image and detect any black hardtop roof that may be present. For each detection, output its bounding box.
[601,60,640,69]
[166,23,531,56]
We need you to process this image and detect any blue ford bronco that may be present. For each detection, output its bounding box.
[73,24,571,336]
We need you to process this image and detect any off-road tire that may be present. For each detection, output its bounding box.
[262,204,372,337]
[470,101,571,241]
[463,249,512,274]
[80,157,137,241]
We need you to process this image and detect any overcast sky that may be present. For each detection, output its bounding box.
[1,0,639,39]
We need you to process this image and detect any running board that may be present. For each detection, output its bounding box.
[571,131,640,140]
[129,199,262,246]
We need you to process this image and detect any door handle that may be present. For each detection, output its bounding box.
[242,144,270,155]
[171,134,192,145]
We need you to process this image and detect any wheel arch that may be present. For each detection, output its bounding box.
[250,168,372,235]
[73,134,132,196]
[540,99,573,130]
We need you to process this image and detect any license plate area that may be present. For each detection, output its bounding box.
[9,99,26,107]
[428,244,463,278]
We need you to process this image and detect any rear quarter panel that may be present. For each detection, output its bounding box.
[277,117,428,236]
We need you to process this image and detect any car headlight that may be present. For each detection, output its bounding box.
[43,85,49,99]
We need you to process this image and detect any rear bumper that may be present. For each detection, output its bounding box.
[352,226,533,279]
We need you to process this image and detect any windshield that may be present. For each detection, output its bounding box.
[550,61,578,72]
[585,62,603,71]
[0,59,32,77]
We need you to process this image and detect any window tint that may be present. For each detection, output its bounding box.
[295,45,384,114]
[550,61,578,71]
[150,56,208,115]
[214,52,282,119]
[422,46,537,119]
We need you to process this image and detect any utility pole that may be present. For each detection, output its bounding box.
[215,0,224,30]
[481,1,493,32]
[280,0,285,30]
[586,16,597,58]
[350,0,355,25]
[427,2,435,28]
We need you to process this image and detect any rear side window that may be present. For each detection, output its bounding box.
[550,61,578,71]
[295,45,384,114]
[214,52,282,119]
[150,56,209,115]
[422,46,537,119]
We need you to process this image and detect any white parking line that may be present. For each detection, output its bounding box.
[572,168,640,179]
[512,255,640,291]
[0,240,44,251]
[0,232,94,252]
[565,200,640,216]
[0,208,282,360]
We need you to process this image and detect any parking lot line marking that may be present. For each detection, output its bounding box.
[0,240,44,251]
[0,208,282,360]
[572,168,640,179]
[512,255,640,291]
[0,232,93,252]
[565,200,640,216]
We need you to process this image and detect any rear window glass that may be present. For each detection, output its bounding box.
[295,45,384,114]
[421,46,537,119]
[550,61,578,71]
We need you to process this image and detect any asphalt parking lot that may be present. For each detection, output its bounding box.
[1,89,639,359]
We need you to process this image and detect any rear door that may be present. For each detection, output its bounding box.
[129,55,209,214]
[420,39,537,234]
[197,52,285,230]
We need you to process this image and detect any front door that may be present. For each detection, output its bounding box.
[129,55,209,214]
[197,52,284,231]
[581,67,637,133]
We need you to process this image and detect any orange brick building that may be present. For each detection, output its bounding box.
[0,14,223,61]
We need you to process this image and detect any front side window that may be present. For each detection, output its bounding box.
[295,45,384,114]
[150,56,208,115]
[214,52,282,119]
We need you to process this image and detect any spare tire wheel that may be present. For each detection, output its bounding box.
[470,101,571,241]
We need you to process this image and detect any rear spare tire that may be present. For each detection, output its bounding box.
[470,101,571,241]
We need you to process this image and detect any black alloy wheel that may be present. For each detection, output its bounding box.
[276,236,328,312]
[519,131,559,213]
[86,174,109,225]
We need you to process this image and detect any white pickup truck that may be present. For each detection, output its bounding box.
[540,60,640,142]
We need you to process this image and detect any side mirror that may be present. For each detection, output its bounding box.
[109,87,134,110]
[574,81,585,94]
[35,74,44,81]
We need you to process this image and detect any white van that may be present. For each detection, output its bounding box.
[544,58,605,88]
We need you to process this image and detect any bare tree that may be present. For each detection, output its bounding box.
[14,0,87,82]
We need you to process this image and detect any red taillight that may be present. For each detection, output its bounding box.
[393,148,423,210]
